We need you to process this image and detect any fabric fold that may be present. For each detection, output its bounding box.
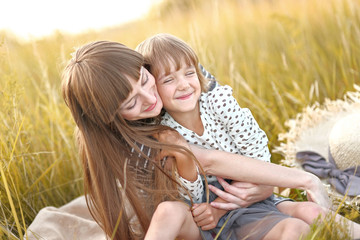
[297,151,360,196]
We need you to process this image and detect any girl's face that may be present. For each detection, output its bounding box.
[119,67,163,121]
[156,61,201,118]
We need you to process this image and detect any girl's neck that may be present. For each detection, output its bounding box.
[169,104,204,136]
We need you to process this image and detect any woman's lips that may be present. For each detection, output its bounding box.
[144,98,157,112]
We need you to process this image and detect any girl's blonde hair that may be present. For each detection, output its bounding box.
[62,41,199,239]
[136,33,209,92]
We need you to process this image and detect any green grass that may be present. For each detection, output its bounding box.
[1,0,359,238]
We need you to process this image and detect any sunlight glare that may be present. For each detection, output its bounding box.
[0,0,158,40]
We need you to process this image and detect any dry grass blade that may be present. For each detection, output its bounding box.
[0,162,23,239]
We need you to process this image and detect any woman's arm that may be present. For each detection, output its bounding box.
[190,146,330,208]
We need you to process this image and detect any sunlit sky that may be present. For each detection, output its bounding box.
[0,0,158,40]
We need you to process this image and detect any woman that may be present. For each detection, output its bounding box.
[62,40,330,239]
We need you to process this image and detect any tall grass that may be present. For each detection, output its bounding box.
[0,37,83,238]
[0,0,359,238]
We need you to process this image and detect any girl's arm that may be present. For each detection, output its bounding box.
[190,146,330,208]
[156,130,204,203]
[156,130,198,181]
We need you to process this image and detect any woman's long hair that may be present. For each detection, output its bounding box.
[61,41,200,239]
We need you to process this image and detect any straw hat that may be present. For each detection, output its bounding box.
[328,113,360,171]
[274,85,360,209]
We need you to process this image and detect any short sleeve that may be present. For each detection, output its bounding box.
[177,170,204,203]
[207,85,271,162]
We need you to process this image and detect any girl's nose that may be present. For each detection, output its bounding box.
[177,77,190,90]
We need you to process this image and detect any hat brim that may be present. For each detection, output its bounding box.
[274,85,360,207]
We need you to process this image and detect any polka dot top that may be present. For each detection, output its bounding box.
[175,169,204,203]
[161,84,271,187]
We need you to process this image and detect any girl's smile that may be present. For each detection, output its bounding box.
[176,92,193,100]
[156,62,201,119]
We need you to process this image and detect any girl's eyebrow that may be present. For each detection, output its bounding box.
[157,72,168,82]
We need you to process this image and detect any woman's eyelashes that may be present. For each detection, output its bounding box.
[141,72,149,86]
[126,99,137,110]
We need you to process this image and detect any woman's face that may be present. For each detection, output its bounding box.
[119,67,163,121]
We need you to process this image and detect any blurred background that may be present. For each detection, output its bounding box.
[1,0,359,238]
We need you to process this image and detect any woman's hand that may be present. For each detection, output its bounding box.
[209,177,274,210]
[304,174,331,208]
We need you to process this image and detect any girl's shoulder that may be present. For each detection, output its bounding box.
[212,84,233,95]
[200,85,239,120]
[160,112,173,125]
[202,84,234,106]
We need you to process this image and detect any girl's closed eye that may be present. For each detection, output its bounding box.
[186,71,195,76]
[163,77,174,84]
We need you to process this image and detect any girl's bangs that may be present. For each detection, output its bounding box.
[154,50,197,79]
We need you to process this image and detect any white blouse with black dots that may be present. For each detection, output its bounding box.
[162,84,271,191]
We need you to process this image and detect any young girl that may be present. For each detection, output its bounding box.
[137,33,360,239]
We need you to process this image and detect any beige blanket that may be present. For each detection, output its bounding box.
[26,196,106,240]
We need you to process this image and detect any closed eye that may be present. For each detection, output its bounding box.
[141,70,149,86]
[126,99,137,110]
[163,77,174,84]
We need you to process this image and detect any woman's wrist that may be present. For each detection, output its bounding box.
[299,171,320,192]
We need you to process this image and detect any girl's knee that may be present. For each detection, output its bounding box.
[280,201,325,221]
[154,201,188,219]
[282,218,310,239]
[296,202,324,220]
[266,218,310,240]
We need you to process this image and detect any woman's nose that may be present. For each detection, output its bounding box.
[140,89,156,105]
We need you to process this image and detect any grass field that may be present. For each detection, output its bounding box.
[1,0,359,238]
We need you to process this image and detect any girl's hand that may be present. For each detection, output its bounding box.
[191,203,222,230]
[209,177,274,210]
